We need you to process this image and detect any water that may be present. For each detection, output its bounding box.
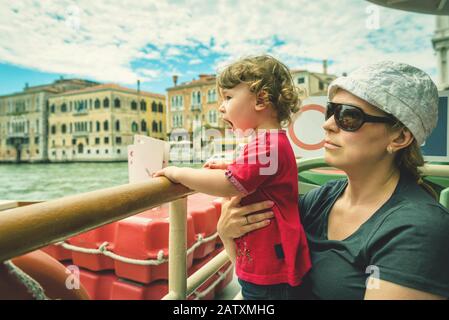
[0,162,203,201]
[0,162,130,201]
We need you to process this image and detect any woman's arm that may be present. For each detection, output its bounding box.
[364,279,446,300]
[217,196,275,264]
[153,166,241,197]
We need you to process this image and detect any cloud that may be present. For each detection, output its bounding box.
[0,0,438,87]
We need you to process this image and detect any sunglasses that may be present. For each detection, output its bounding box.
[325,102,396,132]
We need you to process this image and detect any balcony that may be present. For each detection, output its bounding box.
[72,131,89,137]
[190,104,202,112]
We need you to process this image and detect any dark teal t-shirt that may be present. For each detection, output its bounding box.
[297,173,449,299]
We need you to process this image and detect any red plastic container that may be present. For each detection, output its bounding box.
[113,210,196,284]
[41,244,72,261]
[67,223,117,271]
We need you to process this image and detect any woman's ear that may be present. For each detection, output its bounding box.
[388,128,414,153]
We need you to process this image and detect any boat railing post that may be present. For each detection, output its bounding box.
[168,197,188,300]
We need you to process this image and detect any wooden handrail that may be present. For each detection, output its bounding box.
[0,178,194,262]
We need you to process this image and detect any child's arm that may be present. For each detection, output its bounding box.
[153,167,243,198]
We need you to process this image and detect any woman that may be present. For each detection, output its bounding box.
[217,61,449,300]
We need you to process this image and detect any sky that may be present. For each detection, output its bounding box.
[0,0,438,96]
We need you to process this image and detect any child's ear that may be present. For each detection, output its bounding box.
[255,91,268,111]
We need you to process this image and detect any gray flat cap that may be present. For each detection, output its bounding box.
[328,61,439,145]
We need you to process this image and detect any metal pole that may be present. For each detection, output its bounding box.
[168,197,187,300]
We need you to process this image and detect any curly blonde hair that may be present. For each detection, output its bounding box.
[217,55,301,127]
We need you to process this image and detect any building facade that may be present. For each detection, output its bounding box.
[433,16,449,90]
[291,61,337,98]
[0,79,98,163]
[47,84,166,162]
[166,74,222,142]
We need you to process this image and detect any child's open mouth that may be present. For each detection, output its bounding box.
[222,118,234,129]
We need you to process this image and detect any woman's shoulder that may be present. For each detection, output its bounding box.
[299,178,347,222]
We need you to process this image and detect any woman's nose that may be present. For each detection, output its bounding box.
[322,115,339,132]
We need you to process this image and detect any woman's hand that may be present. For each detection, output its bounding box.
[217,195,275,240]
[203,160,228,170]
[152,166,181,183]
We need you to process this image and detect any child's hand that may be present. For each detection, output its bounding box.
[203,160,228,170]
[152,166,180,183]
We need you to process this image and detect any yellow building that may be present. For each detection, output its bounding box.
[291,60,338,97]
[0,79,98,163]
[47,83,166,162]
[166,74,223,141]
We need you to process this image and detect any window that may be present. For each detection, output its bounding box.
[51,125,56,134]
[103,120,109,131]
[50,104,55,113]
[95,137,100,144]
[209,110,217,124]
[103,98,109,108]
[131,100,137,110]
[152,121,158,132]
[114,98,121,108]
[104,137,109,144]
[207,89,217,103]
[96,150,99,154]
[159,121,162,132]
[115,137,122,144]
[140,100,147,111]
[152,101,157,112]
[96,121,100,132]
[158,103,163,113]
[105,149,109,154]
[61,124,67,134]
[61,103,67,112]
[72,139,76,145]
[115,120,120,132]
[297,77,305,84]
[141,120,147,132]
[35,137,39,144]
[131,122,138,132]
[319,81,324,91]
[95,99,100,109]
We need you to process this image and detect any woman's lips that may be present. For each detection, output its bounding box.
[324,140,341,149]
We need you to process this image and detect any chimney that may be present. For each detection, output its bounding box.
[172,75,178,87]
[322,60,328,75]
[137,79,140,93]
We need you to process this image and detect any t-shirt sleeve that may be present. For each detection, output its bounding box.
[225,139,275,195]
[367,203,449,298]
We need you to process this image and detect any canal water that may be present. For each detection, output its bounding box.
[0,162,203,201]
[0,162,130,201]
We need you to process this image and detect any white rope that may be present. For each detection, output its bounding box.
[192,263,234,300]
[55,232,219,266]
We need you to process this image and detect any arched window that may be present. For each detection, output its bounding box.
[96,121,100,132]
[103,98,109,108]
[61,124,67,134]
[131,101,137,110]
[50,104,55,113]
[158,102,163,113]
[114,98,121,108]
[77,143,84,154]
[131,122,138,133]
[103,120,109,131]
[115,120,120,131]
[152,101,157,112]
[152,121,158,132]
[51,125,56,134]
[159,121,162,132]
[140,100,147,111]
[61,103,67,112]
[95,99,100,109]
[141,120,147,132]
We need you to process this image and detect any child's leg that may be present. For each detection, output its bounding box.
[238,278,302,300]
